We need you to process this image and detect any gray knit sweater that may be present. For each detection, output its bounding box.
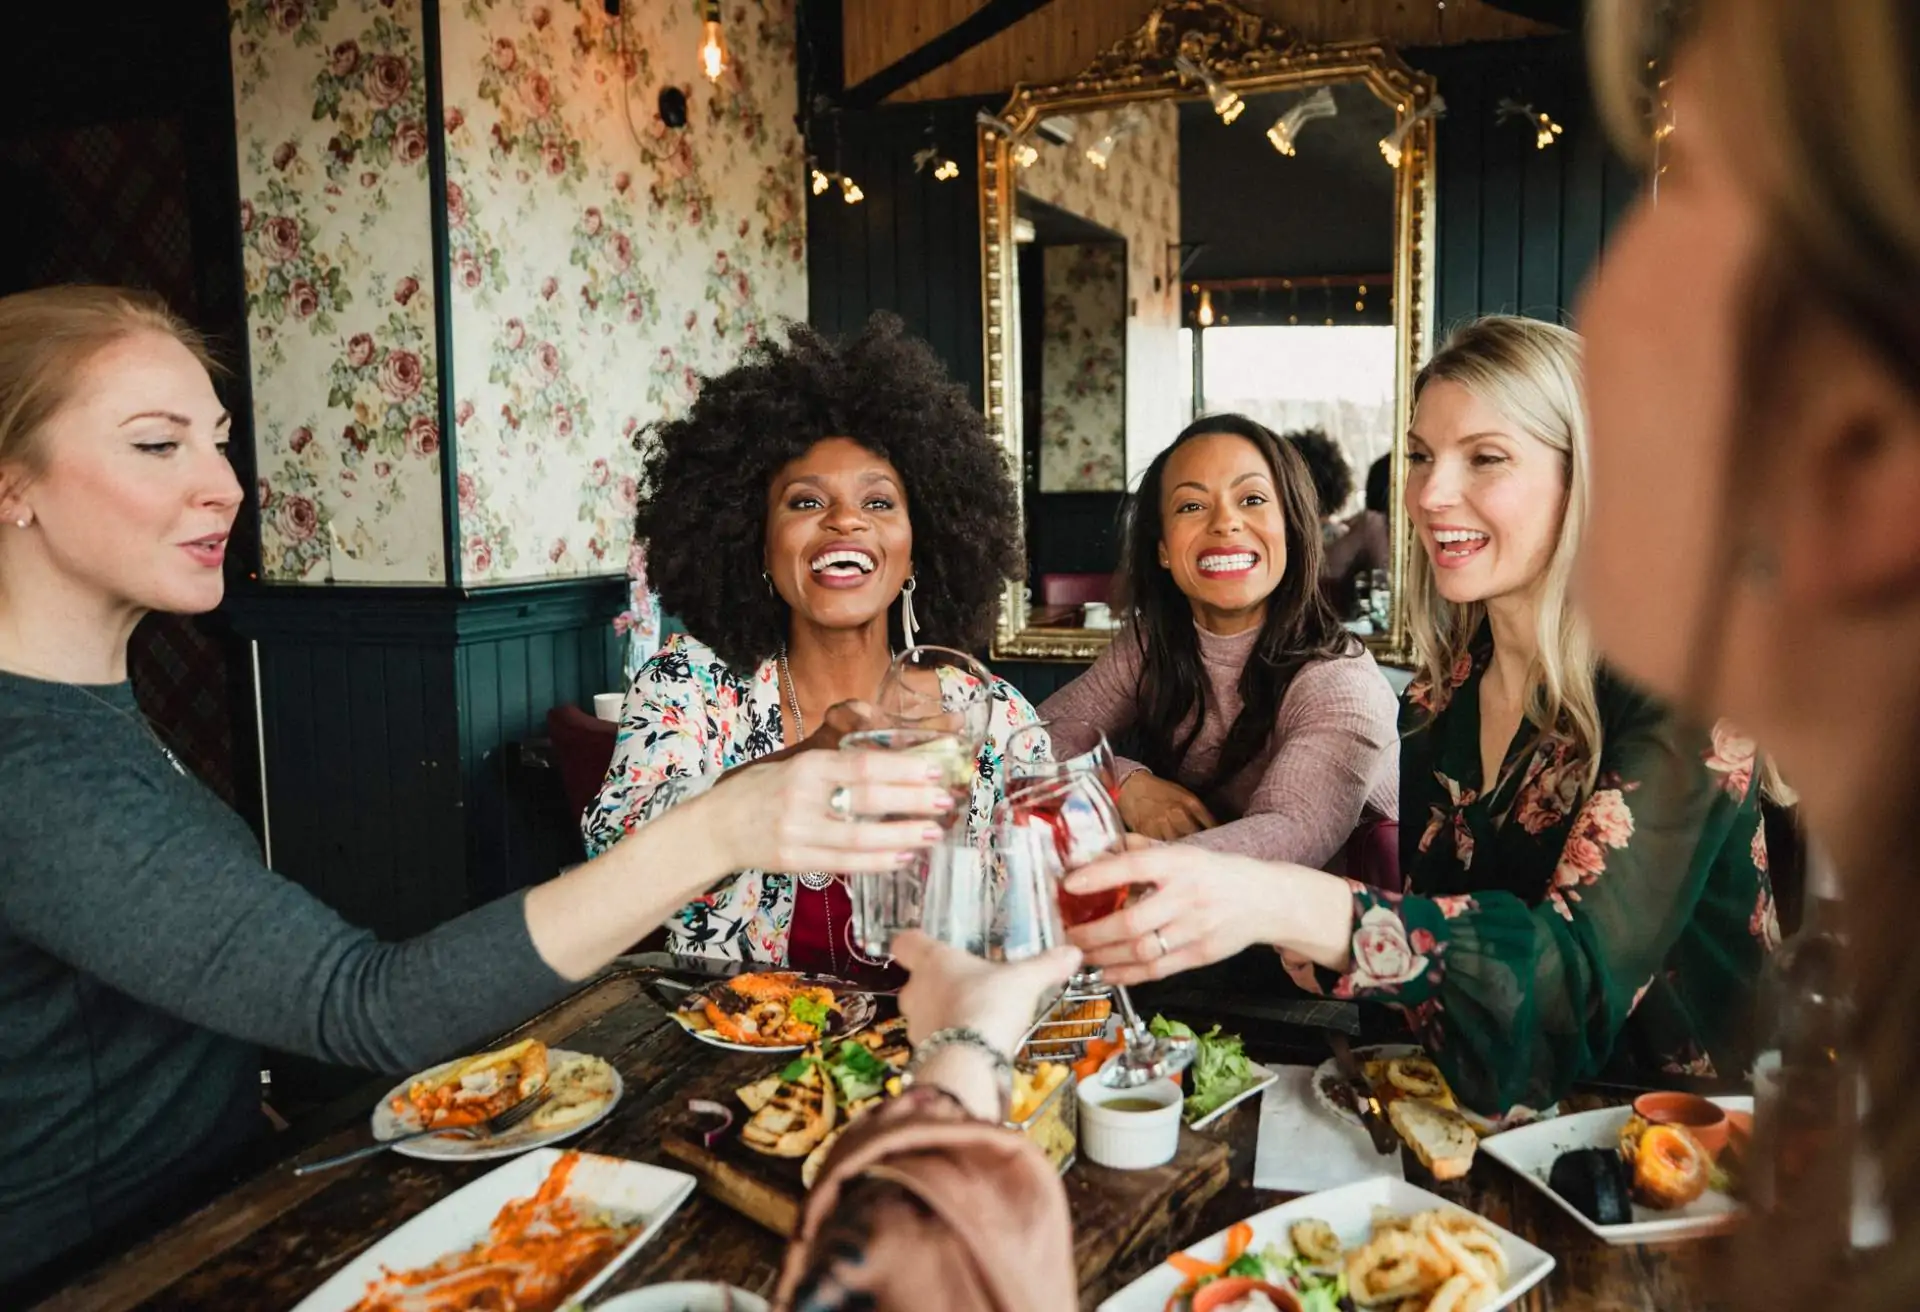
[0,669,571,1285]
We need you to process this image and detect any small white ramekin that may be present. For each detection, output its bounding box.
[1076,1077,1182,1169]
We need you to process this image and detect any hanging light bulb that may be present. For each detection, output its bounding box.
[839,174,864,204]
[912,145,959,180]
[1265,86,1338,156]
[1379,94,1446,167]
[1175,55,1244,125]
[697,0,729,83]
[1011,139,1040,168]
[810,168,830,196]
[934,158,959,181]
[1196,288,1215,327]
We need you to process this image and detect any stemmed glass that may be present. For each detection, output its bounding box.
[1001,771,1197,1087]
[1006,718,1119,802]
[839,646,995,957]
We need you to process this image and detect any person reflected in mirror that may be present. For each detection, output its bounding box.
[582,314,1042,973]
[1324,454,1393,615]
[1284,426,1355,543]
[1059,319,1779,1119]
[1037,414,1397,864]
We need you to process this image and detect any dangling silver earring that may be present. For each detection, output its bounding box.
[899,575,921,648]
[762,569,775,597]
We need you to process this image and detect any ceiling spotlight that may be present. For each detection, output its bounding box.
[1012,140,1040,168]
[1380,94,1446,167]
[810,168,830,196]
[1084,107,1144,170]
[1266,87,1338,156]
[1176,55,1244,125]
[839,174,864,204]
[913,146,960,181]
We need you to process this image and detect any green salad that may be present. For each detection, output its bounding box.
[1150,1015,1266,1123]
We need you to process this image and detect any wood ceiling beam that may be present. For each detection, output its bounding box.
[837,0,1061,110]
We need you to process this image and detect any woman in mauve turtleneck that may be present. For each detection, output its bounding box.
[1040,414,1397,866]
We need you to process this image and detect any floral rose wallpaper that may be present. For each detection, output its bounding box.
[228,0,806,589]
[1037,243,1126,493]
[440,0,805,585]
[1019,102,1183,491]
[231,0,448,582]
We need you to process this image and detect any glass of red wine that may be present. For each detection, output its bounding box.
[999,773,1197,1088]
[1005,718,1120,803]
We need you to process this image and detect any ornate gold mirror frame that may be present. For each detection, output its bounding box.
[979,0,1438,664]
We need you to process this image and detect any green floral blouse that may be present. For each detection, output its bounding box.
[1294,626,1779,1116]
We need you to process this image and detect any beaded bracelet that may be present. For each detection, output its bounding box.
[902,1026,1014,1122]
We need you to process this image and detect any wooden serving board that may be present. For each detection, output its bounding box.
[660,1058,1233,1290]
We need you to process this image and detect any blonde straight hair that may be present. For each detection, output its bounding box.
[1589,2,1914,1307]
[0,285,216,479]
[1406,315,1601,793]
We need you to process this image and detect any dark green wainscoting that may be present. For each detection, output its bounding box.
[224,577,626,941]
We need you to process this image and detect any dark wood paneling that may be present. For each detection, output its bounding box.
[1411,36,1638,328]
[228,578,627,939]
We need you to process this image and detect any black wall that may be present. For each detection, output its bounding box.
[803,36,1634,703]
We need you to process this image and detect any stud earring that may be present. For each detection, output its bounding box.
[13,518,26,528]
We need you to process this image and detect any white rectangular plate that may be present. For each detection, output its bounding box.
[1480,1095,1752,1245]
[291,1148,696,1311]
[1188,1066,1281,1130]
[1096,1176,1555,1312]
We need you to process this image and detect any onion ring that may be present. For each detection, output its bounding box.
[689,1098,734,1149]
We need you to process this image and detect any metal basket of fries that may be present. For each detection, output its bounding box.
[1017,987,1114,1064]
[1007,1060,1077,1174]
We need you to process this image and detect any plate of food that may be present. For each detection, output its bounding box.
[1480,1094,1753,1245]
[372,1039,622,1162]
[1145,1016,1278,1129]
[290,1148,692,1312]
[1311,1045,1557,1141]
[1096,1176,1555,1312]
[672,972,876,1052]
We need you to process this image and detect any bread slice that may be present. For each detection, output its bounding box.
[741,1063,838,1157]
[1388,1097,1478,1181]
[527,1054,617,1134]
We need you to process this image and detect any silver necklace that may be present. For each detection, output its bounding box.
[777,648,837,894]
[6,660,186,776]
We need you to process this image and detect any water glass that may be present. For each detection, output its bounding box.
[985,818,1068,963]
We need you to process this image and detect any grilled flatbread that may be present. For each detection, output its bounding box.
[851,1017,912,1071]
[740,1062,837,1157]
[526,1054,617,1134]
[736,1072,784,1115]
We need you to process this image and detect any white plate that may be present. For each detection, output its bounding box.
[597,1284,770,1312]
[1310,1044,1558,1135]
[1481,1095,1752,1245]
[672,986,877,1053]
[1096,1176,1555,1312]
[290,1148,694,1311]
[1187,1066,1281,1130]
[371,1049,623,1162]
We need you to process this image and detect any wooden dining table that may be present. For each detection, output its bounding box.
[38,964,1722,1311]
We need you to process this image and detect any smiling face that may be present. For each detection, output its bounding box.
[763,436,913,634]
[1406,377,1566,609]
[1156,432,1288,631]
[2,331,241,618]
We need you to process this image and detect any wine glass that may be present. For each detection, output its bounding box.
[1006,718,1120,802]
[1000,773,1197,1088]
[868,645,994,824]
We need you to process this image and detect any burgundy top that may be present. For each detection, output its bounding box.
[1039,622,1399,866]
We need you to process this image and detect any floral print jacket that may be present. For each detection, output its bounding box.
[1294,624,1777,1116]
[581,632,1043,963]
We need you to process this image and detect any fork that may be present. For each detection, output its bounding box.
[293,1089,553,1176]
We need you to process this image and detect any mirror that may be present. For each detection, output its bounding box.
[979,0,1437,663]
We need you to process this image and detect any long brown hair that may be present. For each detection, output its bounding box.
[1591,2,1920,1305]
[1117,413,1358,792]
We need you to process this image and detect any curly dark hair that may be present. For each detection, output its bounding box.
[635,314,1023,671]
[1284,427,1353,521]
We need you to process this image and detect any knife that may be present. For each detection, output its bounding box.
[1328,1030,1400,1156]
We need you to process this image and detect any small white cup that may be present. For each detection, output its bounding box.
[593,691,625,723]
[1077,1076,1182,1169]
[1082,601,1112,628]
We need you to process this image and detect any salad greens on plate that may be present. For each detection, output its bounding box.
[1150,1015,1264,1123]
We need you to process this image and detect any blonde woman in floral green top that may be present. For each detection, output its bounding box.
[1059,317,1778,1115]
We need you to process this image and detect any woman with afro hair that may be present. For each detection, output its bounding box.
[583,314,1044,973]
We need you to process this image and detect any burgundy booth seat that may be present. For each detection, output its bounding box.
[547,704,618,830]
[1341,818,1402,894]
[1039,572,1112,608]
